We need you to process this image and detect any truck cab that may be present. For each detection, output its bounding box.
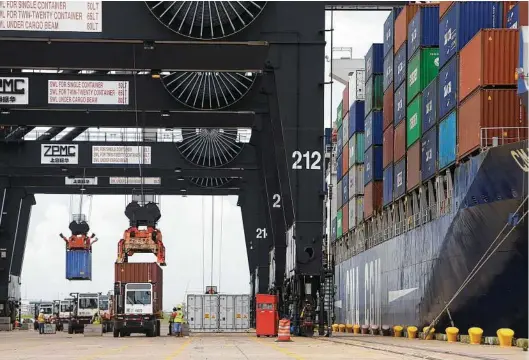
[99,294,113,333]
[67,292,100,334]
[38,302,54,321]
[112,282,160,337]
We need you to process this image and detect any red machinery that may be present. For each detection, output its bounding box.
[60,220,98,251]
[255,294,278,337]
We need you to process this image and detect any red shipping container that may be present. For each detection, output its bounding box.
[394,4,421,53]
[383,126,394,168]
[342,143,349,170]
[458,89,528,160]
[406,141,421,191]
[256,294,278,337]
[383,84,394,130]
[342,203,349,231]
[364,181,383,219]
[114,262,163,314]
[514,1,529,28]
[343,83,350,115]
[439,1,453,18]
[459,29,519,103]
[394,121,406,162]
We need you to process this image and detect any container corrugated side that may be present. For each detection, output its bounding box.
[114,262,163,284]
[394,43,407,88]
[407,48,439,104]
[348,101,365,137]
[337,179,343,209]
[394,157,406,200]
[439,1,453,18]
[383,125,394,169]
[408,5,440,59]
[349,70,366,101]
[336,101,343,128]
[219,294,251,332]
[343,83,350,114]
[364,110,383,149]
[406,141,421,191]
[383,165,394,206]
[459,29,519,103]
[365,74,384,115]
[439,1,502,68]
[348,199,355,230]
[337,209,343,238]
[342,115,349,145]
[355,196,364,226]
[507,2,529,29]
[406,94,421,148]
[383,83,394,130]
[422,77,438,134]
[187,294,219,332]
[421,125,438,182]
[458,89,527,160]
[348,165,364,197]
[439,55,458,119]
[342,173,349,205]
[342,142,349,171]
[342,203,349,232]
[394,82,406,126]
[331,217,337,241]
[349,133,365,165]
[384,7,403,57]
[66,250,92,280]
[364,181,383,219]
[438,111,457,170]
[394,4,421,54]
[365,43,384,81]
[364,145,383,185]
[383,52,394,92]
[394,120,406,162]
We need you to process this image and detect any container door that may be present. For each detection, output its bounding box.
[218,295,234,331]
[203,295,219,331]
[236,295,250,330]
[186,295,204,331]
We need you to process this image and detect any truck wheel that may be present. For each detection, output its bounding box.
[155,321,160,337]
[68,323,74,335]
[113,328,119,338]
[146,328,154,337]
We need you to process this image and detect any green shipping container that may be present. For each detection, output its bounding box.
[336,101,343,128]
[366,75,383,114]
[337,209,343,238]
[406,95,421,148]
[406,48,439,104]
[349,133,365,165]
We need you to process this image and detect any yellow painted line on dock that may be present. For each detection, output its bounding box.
[252,337,305,360]
[165,338,192,359]
[80,345,128,360]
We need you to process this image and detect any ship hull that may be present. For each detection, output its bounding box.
[334,141,528,337]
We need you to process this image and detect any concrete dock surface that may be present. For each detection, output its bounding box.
[0,330,526,360]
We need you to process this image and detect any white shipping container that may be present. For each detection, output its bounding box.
[356,197,364,226]
[342,114,349,143]
[348,199,355,230]
[187,294,219,332]
[219,295,250,332]
[348,70,365,102]
[348,165,364,198]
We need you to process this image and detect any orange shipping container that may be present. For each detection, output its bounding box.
[439,1,453,18]
[383,126,394,169]
[458,89,528,160]
[342,143,349,171]
[406,141,421,191]
[394,4,421,53]
[394,120,406,162]
[342,203,349,232]
[459,29,519,103]
[364,181,383,219]
[383,84,394,130]
[343,84,350,115]
[515,1,529,28]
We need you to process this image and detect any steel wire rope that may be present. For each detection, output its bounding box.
[425,196,529,333]
[210,196,215,289]
[218,196,224,292]
[202,196,205,292]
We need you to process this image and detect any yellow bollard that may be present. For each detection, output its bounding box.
[497,328,514,347]
[353,324,360,334]
[468,327,483,345]
[407,326,418,339]
[445,327,459,342]
[346,324,353,333]
[332,324,339,332]
[393,325,403,337]
[338,324,346,333]
[422,326,435,340]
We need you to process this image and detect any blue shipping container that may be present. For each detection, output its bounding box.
[394,83,406,126]
[383,7,403,57]
[422,77,438,134]
[348,101,365,137]
[337,153,343,179]
[439,1,502,68]
[337,125,343,156]
[331,217,337,241]
[364,110,383,149]
[364,145,383,185]
[324,128,332,147]
[507,4,520,29]
[438,111,457,170]
[393,158,406,200]
[342,173,349,205]
[393,43,407,88]
[383,52,393,92]
[438,56,457,119]
[383,165,394,206]
[421,125,438,181]
[66,250,92,280]
[408,5,440,59]
[365,43,384,81]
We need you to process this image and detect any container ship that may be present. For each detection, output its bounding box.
[328,2,528,337]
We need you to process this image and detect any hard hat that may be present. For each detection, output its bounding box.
[177,306,181,310]
[173,307,177,311]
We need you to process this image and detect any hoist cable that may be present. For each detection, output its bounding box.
[218,196,224,292]
[202,196,205,292]
[210,196,215,289]
[132,46,145,203]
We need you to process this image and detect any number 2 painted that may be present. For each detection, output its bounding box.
[292,151,322,170]
[272,194,281,208]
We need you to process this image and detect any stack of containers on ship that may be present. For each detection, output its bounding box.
[363,43,384,221]
[62,219,96,281]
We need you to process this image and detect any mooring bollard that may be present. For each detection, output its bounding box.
[445,327,459,342]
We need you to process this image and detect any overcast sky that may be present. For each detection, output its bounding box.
[20,10,388,310]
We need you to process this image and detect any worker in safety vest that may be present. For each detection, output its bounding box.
[91,313,102,325]
[168,307,177,336]
[172,306,184,337]
[37,311,46,334]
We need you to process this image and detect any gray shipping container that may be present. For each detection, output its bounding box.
[186,294,251,333]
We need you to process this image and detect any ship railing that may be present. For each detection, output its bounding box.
[480,127,527,150]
